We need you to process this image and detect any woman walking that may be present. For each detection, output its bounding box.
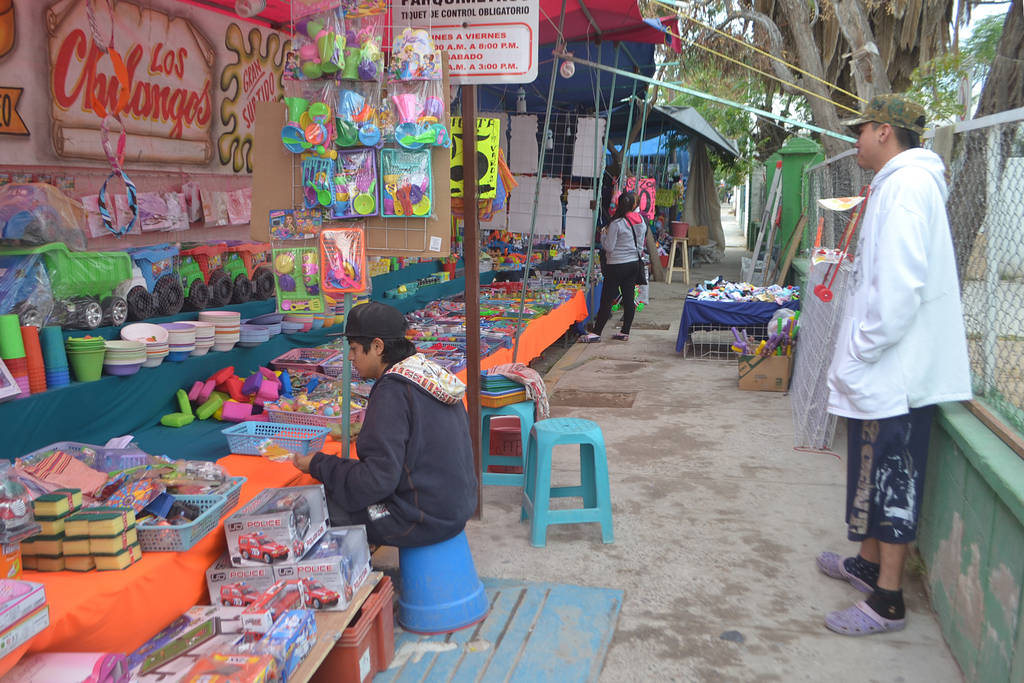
[581,191,646,342]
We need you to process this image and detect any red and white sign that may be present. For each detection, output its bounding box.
[46,0,214,164]
[393,0,538,85]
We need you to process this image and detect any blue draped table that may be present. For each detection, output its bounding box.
[675,298,800,352]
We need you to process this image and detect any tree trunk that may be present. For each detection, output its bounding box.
[975,0,1024,116]
[776,0,850,156]
[833,0,892,99]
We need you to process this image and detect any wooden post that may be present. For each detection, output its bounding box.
[462,85,483,517]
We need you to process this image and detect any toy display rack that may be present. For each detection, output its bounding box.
[684,322,769,361]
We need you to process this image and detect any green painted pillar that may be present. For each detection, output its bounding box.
[776,137,822,256]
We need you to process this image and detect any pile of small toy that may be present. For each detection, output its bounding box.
[688,277,800,305]
[730,311,800,358]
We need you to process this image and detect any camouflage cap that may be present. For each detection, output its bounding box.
[841,93,926,135]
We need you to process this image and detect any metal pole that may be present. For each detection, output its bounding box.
[463,86,483,517]
[512,0,568,362]
[620,79,639,184]
[341,292,352,457]
[552,50,857,143]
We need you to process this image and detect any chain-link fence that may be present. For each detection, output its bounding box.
[792,109,1024,449]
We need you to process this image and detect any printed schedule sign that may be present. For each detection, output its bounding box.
[393,0,538,84]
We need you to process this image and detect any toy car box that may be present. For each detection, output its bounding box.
[206,553,278,607]
[242,579,307,635]
[273,525,371,611]
[225,485,328,568]
[127,605,246,681]
[180,653,278,683]
[257,609,317,683]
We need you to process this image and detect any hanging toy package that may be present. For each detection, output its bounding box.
[380,148,433,218]
[272,239,326,313]
[319,227,367,295]
[389,79,450,149]
[389,28,442,81]
[281,80,339,157]
[287,4,346,80]
[336,81,383,148]
[341,9,385,82]
[269,208,323,241]
[331,149,378,219]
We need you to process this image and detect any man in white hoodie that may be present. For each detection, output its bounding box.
[817,94,972,636]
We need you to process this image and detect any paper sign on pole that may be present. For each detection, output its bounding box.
[392,0,538,85]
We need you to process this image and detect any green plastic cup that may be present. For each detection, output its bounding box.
[0,314,25,359]
[67,348,105,382]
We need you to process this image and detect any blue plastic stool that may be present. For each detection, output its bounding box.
[480,401,535,487]
[397,530,489,634]
[521,417,614,547]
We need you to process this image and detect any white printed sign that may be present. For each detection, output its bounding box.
[393,0,538,84]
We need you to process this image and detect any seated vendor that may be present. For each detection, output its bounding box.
[293,302,477,548]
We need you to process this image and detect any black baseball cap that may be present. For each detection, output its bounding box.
[344,302,408,339]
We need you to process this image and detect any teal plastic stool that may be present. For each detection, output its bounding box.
[397,530,489,634]
[520,417,614,547]
[480,401,534,486]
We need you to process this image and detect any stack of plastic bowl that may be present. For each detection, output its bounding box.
[65,336,106,382]
[160,323,197,361]
[179,321,216,356]
[238,321,271,347]
[103,340,147,376]
[121,323,169,368]
[0,315,29,397]
[283,314,314,333]
[246,313,283,336]
[40,326,70,388]
[20,326,46,394]
[199,311,241,352]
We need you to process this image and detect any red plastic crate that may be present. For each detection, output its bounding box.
[313,575,395,683]
[488,415,523,474]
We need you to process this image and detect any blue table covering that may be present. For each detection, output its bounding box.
[675,298,800,352]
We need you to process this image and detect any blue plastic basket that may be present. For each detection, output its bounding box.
[137,494,226,552]
[221,422,329,457]
[212,476,246,516]
[20,441,149,472]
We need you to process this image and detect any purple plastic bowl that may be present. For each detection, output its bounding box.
[104,363,142,376]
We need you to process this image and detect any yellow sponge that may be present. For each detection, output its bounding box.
[54,488,83,513]
[95,544,141,571]
[63,537,91,556]
[21,555,37,571]
[36,556,65,572]
[65,555,96,572]
[37,518,65,537]
[32,494,70,519]
[23,534,62,557]
[90,527,138,555]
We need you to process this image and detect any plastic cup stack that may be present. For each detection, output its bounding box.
[0,314,29,397]
[239,321,271,347]
[103,340,147,376]
[178,321,215,356]
[20,326,47,394]
[121,323,169,368]
[160,322,197,362]
[40,326,70,388]
[65,336,106,383]
[199,311,241,352]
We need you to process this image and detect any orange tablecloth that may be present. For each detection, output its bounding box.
[477,289,588,370]
[0,456,307,677]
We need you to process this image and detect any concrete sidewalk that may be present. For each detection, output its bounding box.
[465,210,963,681]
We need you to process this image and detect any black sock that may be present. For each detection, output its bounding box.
[843,555,880,588]
[866,587,905,620]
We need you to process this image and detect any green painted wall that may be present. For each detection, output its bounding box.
[920,402,1024,682]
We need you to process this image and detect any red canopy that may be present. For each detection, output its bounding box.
[178,0,672,46]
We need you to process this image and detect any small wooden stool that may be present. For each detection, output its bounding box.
[664,237,690,285]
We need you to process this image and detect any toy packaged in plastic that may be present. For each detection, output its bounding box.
[127,605,247,681]
[281,80,338,156]
[341,9,385,81]
[180,653,278,683]
[380,148,433,218]
[0,183,87,250]
[273,525,371,611]
[288,7,345,80]
[0,464,39,544]
[336,81,382,148]
[206,553,277,608]
[331,149,378,219]
[0,252,53,328]
[241,579,308,634]
[319,227,367,295]
[389,79,450,149]
[225,485,329,567]
[301,155,335,210]
[272,241,325,314]
[269,209,322,242]
[256,609,316,682]
[390,28,442,80]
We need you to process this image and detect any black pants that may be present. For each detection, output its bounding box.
[594,260,639,335]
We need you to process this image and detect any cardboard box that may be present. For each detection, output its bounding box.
[225,486,329,568]
[688,224,709,246]
[256,609,316,682]
[241,580,307,635]
[0,605,49,659]
[206,553,278,607]
[738,355,792,392]
[0,579,45,632]
[273,525,371,611]
[127,605,246,681]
